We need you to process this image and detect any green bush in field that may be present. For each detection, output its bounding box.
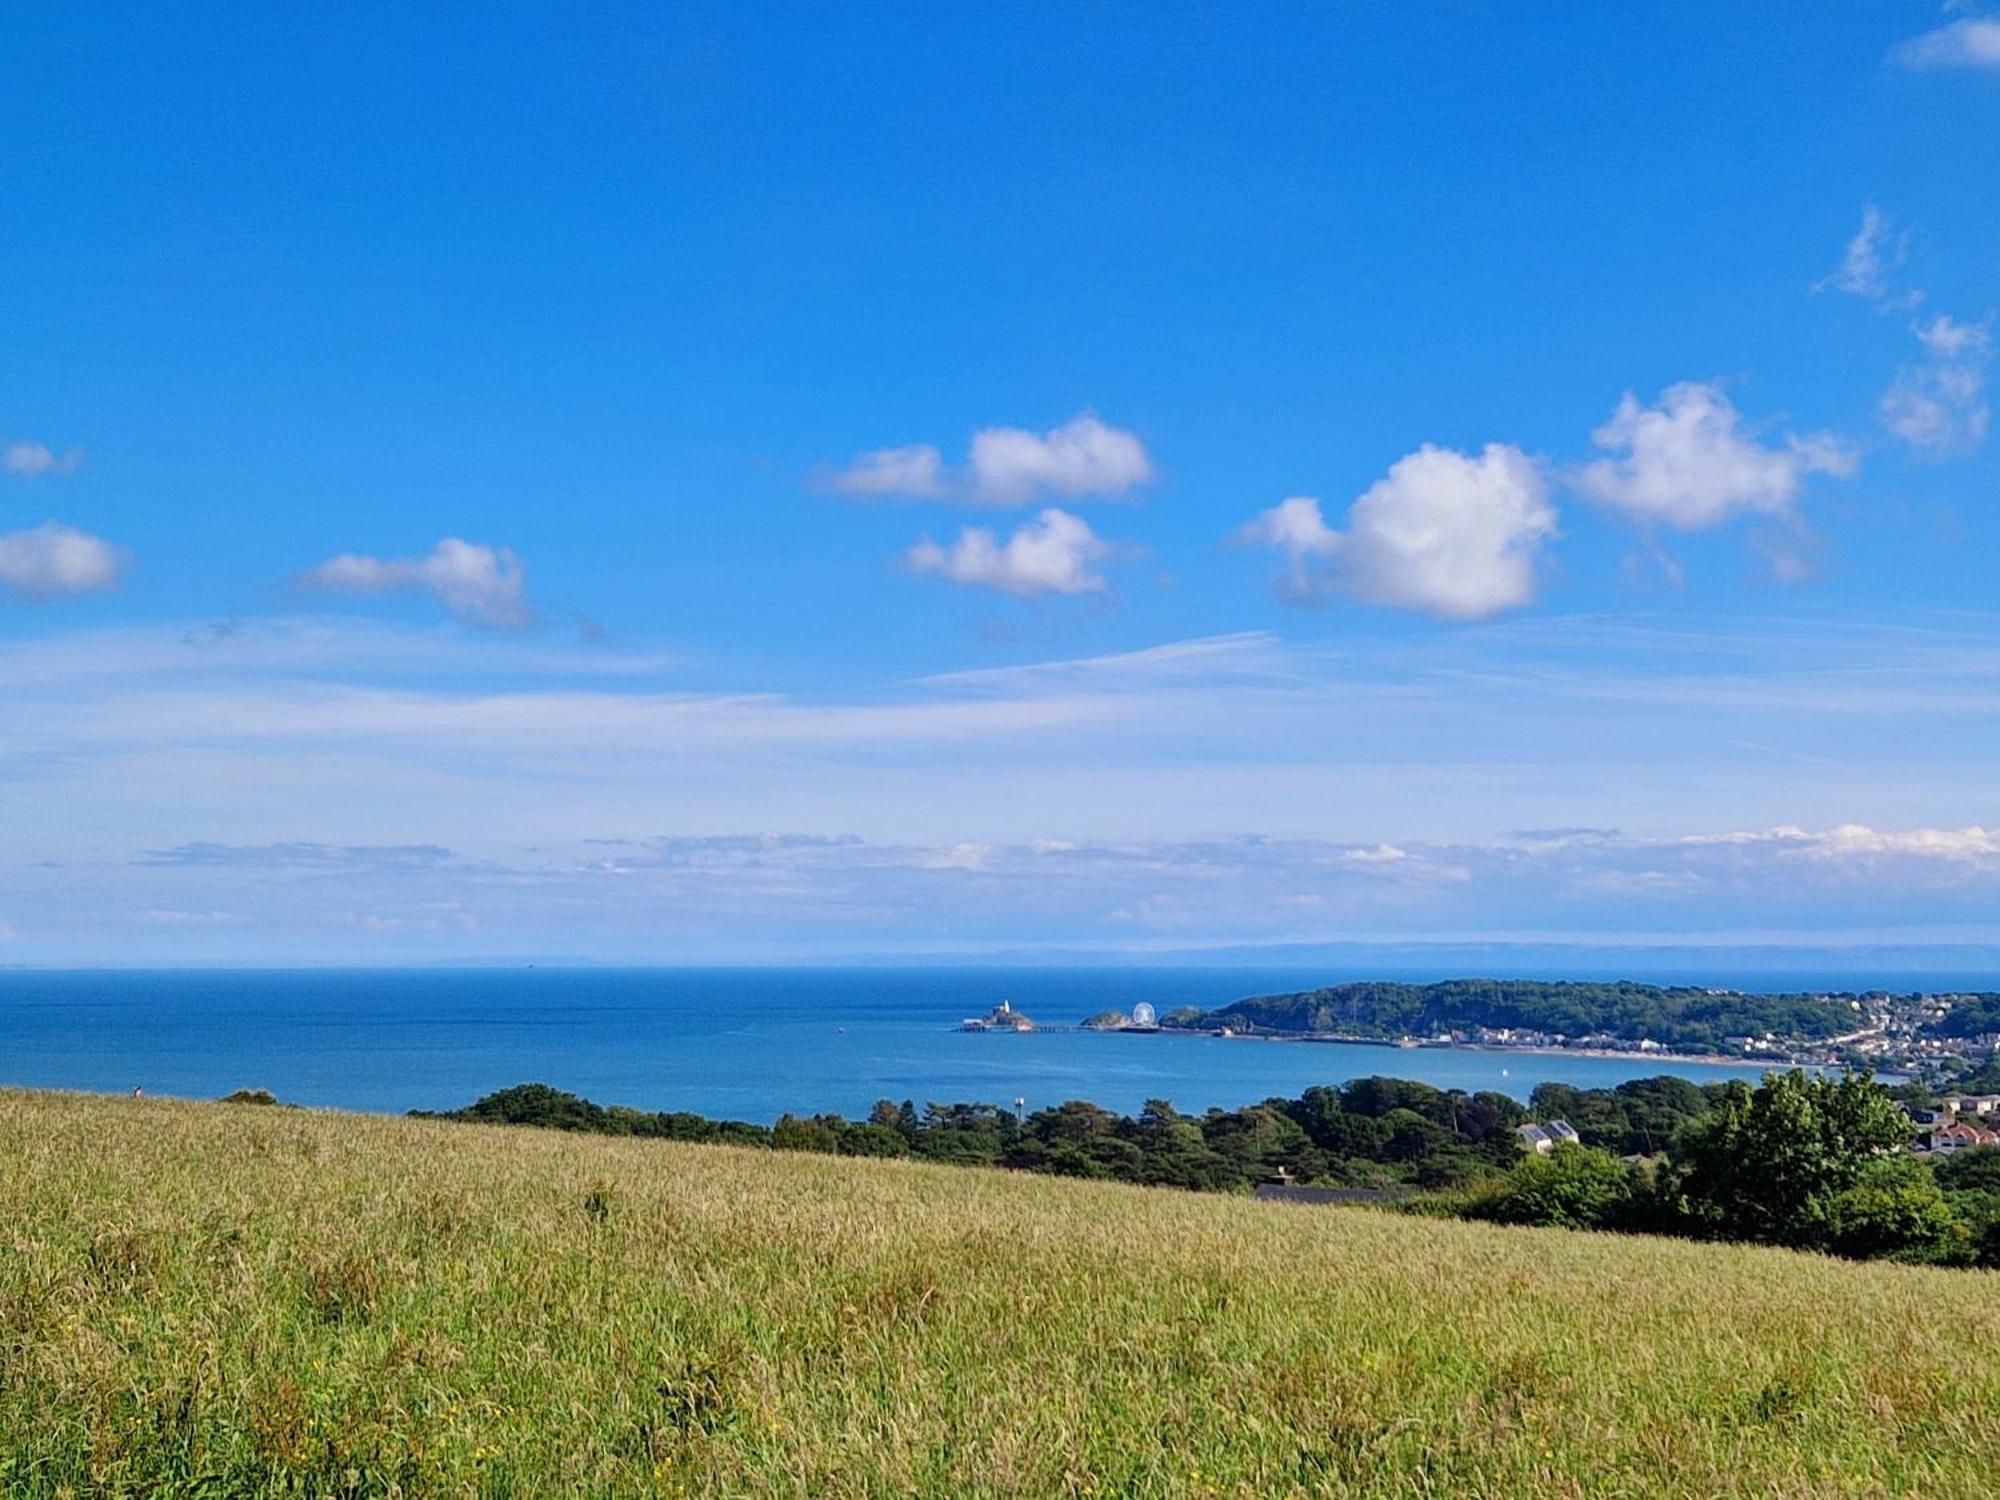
[1473,1143,1636,1230]
[1824,1157,1969,1264]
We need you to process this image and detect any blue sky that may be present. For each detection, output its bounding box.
[4,2,2000,963]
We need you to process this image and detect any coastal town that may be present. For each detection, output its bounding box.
[1421,988,2000,1084]
[963,985,2000,1086]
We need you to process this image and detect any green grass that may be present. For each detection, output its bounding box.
[4,1090,1998,1497]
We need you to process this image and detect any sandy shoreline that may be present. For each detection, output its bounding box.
[1162,1028,1789,1071]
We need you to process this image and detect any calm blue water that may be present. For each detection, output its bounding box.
[0,967,1799,1121]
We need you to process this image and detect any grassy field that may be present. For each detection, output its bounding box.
[4,1091,1999,1498]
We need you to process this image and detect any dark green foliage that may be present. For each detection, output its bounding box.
[1947,1055,2000,1093]
[1925,1148,2000,1267]
[1668,1071,1914,1248]
[1823,1158,1968,1264]
[425,1073,1574,1200]
[1462,1070,1973,1263]
[1529,1075,1721,1156]
[1926,995,2000,1038]
[1932,1145,2000,1193]
[1190,979,1853,1051]
[420,1069,1958,1266]
[771,1114,840,1153]
[1471,1144,1636,1230]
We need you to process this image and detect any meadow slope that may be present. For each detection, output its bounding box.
[3,1089,1997,1498]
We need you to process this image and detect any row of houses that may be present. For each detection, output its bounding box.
[1928,1119,2000,1154]
[1907,1094,2000,1155]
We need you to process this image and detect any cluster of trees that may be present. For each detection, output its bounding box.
[1468,1070,2000,1268]
[1929,995,2000,1038]
[424,1076,1559,1194]
[422,1070,2000,1268]
[1183,979,1854,1052]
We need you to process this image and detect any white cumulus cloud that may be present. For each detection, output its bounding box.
[0,522,125,599]
[906,507,1111,597]
[1240,443,1556,621]
[822,412,1153,505]
[302,538,531,629]
[1892,17,2000,72]
[1881,313,1993,459]
[824,443,947,498]
[1573,382,1857,530]
[969,412,1154,504]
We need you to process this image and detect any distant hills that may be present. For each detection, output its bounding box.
[1171,978,1859,1052]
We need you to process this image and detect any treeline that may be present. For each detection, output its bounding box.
[1460,1070,2000,1268]
[420,1074,1733,1197]
[1931,995,2000,1038]
[418,1071,2000,1268]
[1184,979,1853,1051]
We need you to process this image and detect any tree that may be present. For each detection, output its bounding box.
[1341,1077,1449,1124]
[1669,1071,1912,1248]
[1286,1087,1393,1158]
[1380,1109,1456,1163]
[836,1122,909,1158]
[1130,1099,1234,1191]
[771,1113,839,1153]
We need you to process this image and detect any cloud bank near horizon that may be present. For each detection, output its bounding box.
[10,613,2000,958]
[22,820,2000,963]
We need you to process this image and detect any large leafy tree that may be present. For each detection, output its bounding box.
[1669,1070,1913,1247]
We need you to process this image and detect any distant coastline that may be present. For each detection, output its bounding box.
[1213,1031,1782,1071]
[1063,1020,1790,1072]
[0,969,1930,1120]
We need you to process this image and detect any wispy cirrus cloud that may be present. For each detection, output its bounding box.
[1813,204,1913,307]
[139,841,455,870]
[1817,206,1993,460]
[4,440,85,478]
[1881,313,1993,459]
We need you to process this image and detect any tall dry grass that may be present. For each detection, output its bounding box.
[3,1087,1997,1497]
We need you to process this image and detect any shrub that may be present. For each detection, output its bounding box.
[1474,1144,1635,1230]
[1824,1158,1968,1264]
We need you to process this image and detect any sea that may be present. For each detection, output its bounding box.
[0,965,1888,1123]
